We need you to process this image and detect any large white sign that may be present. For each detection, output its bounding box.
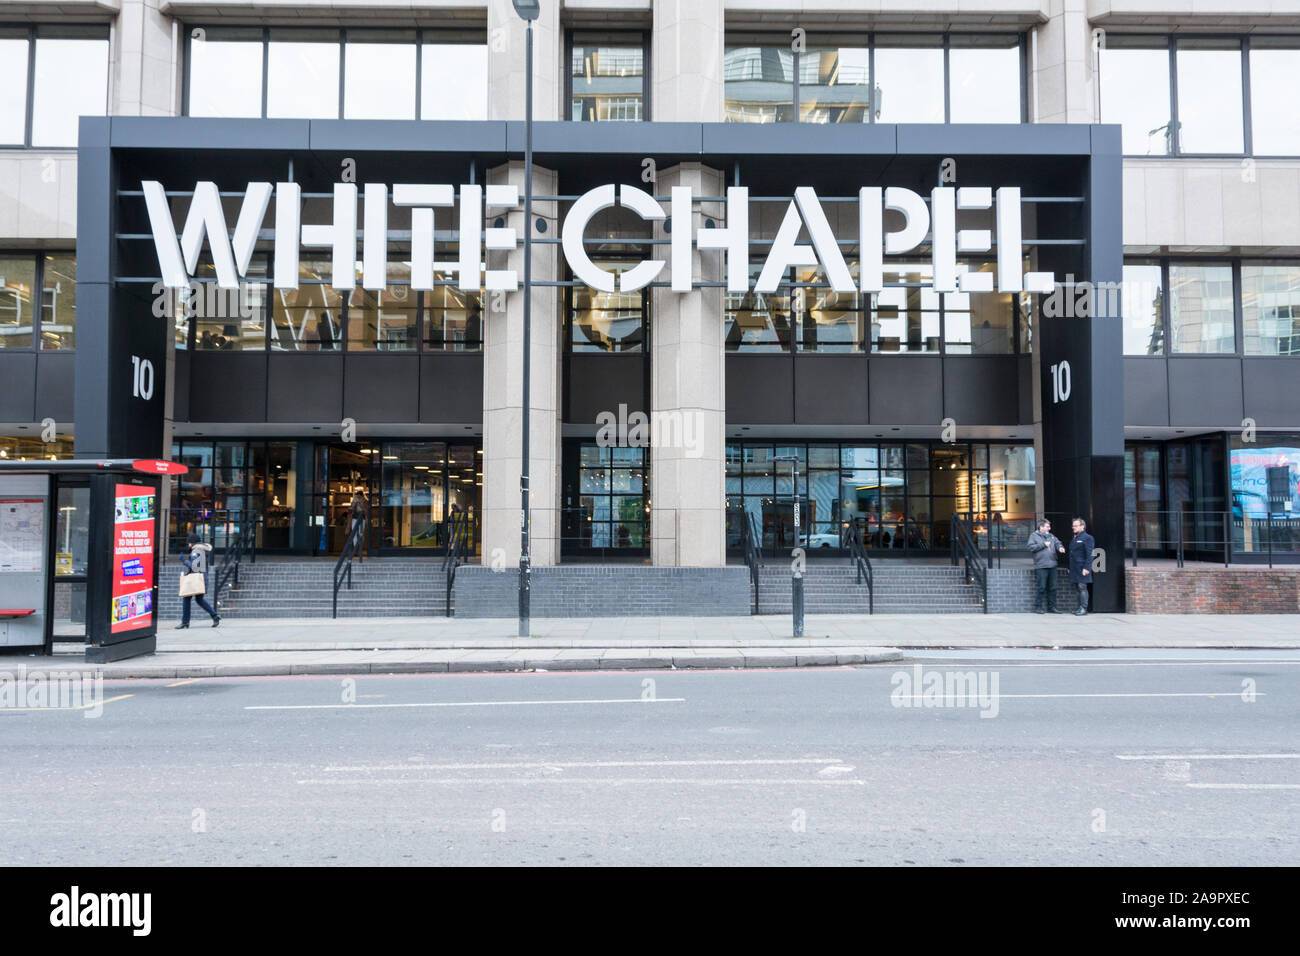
[143,181,1055,297]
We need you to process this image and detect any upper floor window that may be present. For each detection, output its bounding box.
[0,25,109,147]
[1100,35,1300,156]
[186,26,487,121]
[725,32,1024,124]
[567,32,647,121]
[0,253,77,350]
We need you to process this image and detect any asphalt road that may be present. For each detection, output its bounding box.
[2,650,1297,866]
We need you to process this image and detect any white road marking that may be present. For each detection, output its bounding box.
[1118,754,1300,761]
[246,697,686,711]
[1186,783,1300,790]
[296,777,867,787]
[323,758,843,772]
[894,692,1262,700]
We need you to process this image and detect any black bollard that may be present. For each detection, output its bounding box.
[792,569,804,638]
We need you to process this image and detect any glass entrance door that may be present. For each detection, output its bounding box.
[312,444,376,555]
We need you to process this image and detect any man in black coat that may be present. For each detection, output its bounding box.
[1068,517,1096,616]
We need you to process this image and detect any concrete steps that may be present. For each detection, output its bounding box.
[754,563,984,614]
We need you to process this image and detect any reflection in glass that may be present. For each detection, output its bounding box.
[570,34,644,121]
[572,264,645,352]
[347,260,417,350]
[724,43,794,123]
[1176,40,1244,154]
[798,43,871,123]
[1099,38,1173,155]
[872,264,939,352]
[425,276,483,351]
[1169,263,1234,354]
[193,257,269,351]
[267,32,340,119]
[948,35,1020,123]
[1122,262,1164,355]
[189,28,263,117]
[942,264,1014,354]
[0,255,36,349]
[1250,41,1300,156]
[874,36,944,123]
[271,260,344,350]
[0,32,29,144]
[726,263,790,351]
[40,254,76,350]
[31,31,109,147]
[1242,262,1300,355]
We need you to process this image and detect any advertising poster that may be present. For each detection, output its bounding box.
[111,483,156,634]
[0,499,44,574]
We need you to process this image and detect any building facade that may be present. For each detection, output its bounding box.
[2,0,1299,617]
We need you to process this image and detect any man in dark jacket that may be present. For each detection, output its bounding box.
[1027,519,1065,613]
[1068,517,1096,615]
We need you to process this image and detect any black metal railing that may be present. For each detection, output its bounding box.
[739,510,763,613]
[1126,508,1298,569]
[211,511,258,611]
[332,511,367,619]
[950,514,988,612]
[170,508,262,555]
[846,517,874,614]
[441,509,473,617]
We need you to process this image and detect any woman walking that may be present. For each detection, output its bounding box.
[177,533,221,628]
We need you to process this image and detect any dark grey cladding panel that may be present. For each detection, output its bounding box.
[1018,354,1033,423]
[868,356,942,425]
[0,353,36,420]
[1123,358,1169,427]
[173,349,190,423]
[344,354,420,423]
[896,124,1094,156]
[1167,358,1244,427]
[702,122,896,157]
[1241,359,1300,428]
[188,352,268,423]
[942,356,1020,425]
[725,354,794,424]
[311,120,508,153]
[793,354,867,425]
[419,353,484,424]
[514,121,704,156]
[266,354,344,423]
[567,354,644,425]
[34,352,75,425]
[107,117,312,150]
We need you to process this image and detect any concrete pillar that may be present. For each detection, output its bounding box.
[1031,0,1096,124]
[650,163,726,567]
[486,0,562,122]
[480,162,561,567]
[113,0,181,117]
[652,0,724,122]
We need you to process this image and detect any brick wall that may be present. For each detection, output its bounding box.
[986,568,1074,613]
[454,566,752,618]
[1126,567,1300,614]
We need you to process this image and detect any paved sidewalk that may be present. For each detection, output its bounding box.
[10,612,1294,679]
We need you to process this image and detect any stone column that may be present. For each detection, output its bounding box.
[650,163,726,567]
[652,0,724,122]
[486,0,562,122]
[480,162,561,567]
[113,0,181,117]
[1032,0,1096,124]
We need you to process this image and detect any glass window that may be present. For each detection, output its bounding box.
[1099,37,1173,155]
[943,265,1014,354]
[0,30,28,145]
[345,31,416,120]
[347,261,417,351]
[796,267,866,351]
[421,37,488,120]
[1230,433,1300,557]
[30,28,109,147]
[948,35,1020,123]
[798,40,871,124]
[40,254,76,350]
[724,39,794,123]
[1242,261,1300,356]
[1122,262,1164,355]
[1169,263,1235,354]
[1176,39,1244,154]
[193,256,268,351]
[271,260,344,351]
[571,264,645,352]
[570,33,645,121]
[872,263,939,353]
[425,278,482,351]
[726,263,790,351]
[267,29,340,119]
[874,35,944,124]
[0,255,36,349]
[189,27,264,118]
[1250,40,1300,156]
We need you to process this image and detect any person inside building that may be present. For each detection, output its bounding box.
[1069,517,1096,616]
[1027,518,1066,613]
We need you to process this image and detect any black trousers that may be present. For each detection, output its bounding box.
[1075,582,1090,612]
[1034,568,1057,610]
[182,594,216,626]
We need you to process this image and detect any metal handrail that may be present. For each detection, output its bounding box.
[441,510,473,617]
[211,512,257,611]
[845,517,874,614]
[738,511,763,614]
[1125,508,1292,569]
[332,511,367,619]
[950,514,988,613]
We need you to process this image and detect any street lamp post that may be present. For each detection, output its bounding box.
[774,454,803,637]
[512,0,539,638]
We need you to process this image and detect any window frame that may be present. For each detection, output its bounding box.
[1100,33,1300,159]
[0,251,77,352]
[0,23,110,149]
[723,31,1028,125]
[564,29,651,123]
